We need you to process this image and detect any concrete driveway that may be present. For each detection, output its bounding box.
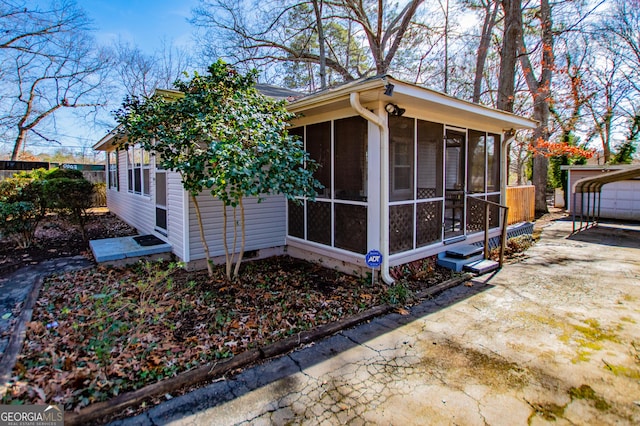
[114,220,640,425]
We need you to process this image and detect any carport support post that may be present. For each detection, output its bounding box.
[580,192,584,231]
[572,192,577,233]
[597,190,602,223]
[586,190,591,228]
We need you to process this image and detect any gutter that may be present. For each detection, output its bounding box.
[349,92,394,285]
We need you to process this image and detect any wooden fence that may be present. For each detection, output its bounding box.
[506,185,535,225]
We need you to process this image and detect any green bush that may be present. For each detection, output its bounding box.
[0,201,40,248]
[0,167,95,245]
[0,170,48,247]
[44,168,84,180]
[43,177,94,240]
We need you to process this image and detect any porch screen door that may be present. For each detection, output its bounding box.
[444,130,466,240]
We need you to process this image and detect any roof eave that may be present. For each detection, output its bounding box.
[288,76,537,131]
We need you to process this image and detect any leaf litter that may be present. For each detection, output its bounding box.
[2,255,452,412]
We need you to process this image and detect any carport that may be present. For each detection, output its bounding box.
[572,165,640,233]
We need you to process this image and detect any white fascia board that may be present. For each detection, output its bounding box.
[391,81,538,130]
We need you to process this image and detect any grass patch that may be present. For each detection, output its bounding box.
[568,384,610,411]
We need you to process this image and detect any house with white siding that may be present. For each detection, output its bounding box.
[93,76,536,283]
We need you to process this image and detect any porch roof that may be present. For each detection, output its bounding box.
[287,76,538,132]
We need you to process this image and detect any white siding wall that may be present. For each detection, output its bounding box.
[165,172,185,260]
[105,151,186,260]
[188,194,286,260]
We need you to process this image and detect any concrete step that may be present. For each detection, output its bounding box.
[464,259,500,275]
[444,244,484,259]
[437,252,484,272]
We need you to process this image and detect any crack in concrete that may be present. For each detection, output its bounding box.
[340,332,380,354]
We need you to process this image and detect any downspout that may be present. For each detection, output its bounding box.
[500,131,516,206]
[349,92,394,285]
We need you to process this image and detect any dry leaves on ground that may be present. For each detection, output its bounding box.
[2,256,452,412]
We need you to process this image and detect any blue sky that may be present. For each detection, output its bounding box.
[85,0,199,53]
[12,1,201,156]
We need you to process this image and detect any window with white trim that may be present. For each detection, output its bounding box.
[107,151,119,190]
[126,145,150,196]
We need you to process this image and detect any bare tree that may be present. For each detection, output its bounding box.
[518,0,553,214]
[192,0,425,86]
[469,0,500,104]
[1,0,112,160]
[496,0,522,113]
[312,0,327,89]
[112,38,193,97]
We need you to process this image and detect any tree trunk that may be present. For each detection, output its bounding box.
[191,194,214,276]
[473,0,499,104]
[233,197,246,278]
[223,204,232,280]
[518,0,553,215]
[496,0,522,113]
[229,204,238,279]
[443,0,449,94]
[531,99,550,215]
[11,128,28,161]
[312,0,327,89]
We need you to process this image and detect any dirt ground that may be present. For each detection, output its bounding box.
[0,208,137,277]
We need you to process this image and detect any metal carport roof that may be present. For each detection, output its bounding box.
[573,165,640,194]
[571,165,640,233]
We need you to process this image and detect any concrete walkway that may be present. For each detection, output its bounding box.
[111,220,640,425]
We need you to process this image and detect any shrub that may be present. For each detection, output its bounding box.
[0,170,48,247]
[44,167,85,180]
[0,201,40,248]
[43,177,94,240]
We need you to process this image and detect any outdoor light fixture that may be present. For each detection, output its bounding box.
[385,103,405,116]
[384,83,395,96]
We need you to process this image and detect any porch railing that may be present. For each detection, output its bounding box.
[469,196,510,268]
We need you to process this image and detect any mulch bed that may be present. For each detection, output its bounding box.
[1,211,456,418]
[0,209,137,277]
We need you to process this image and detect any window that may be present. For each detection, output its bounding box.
[466,130,501,194]
[468,130,486,194]
[107,151,119,190]
[127,145,150,196]
[335,116,367,201]
[388,117,445,254]
[389,116,414,201]
[288,116,368,255]
[142,150,150,196]
[487,133,500,192]
[306,122,331,198]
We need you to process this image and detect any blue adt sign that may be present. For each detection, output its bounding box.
[365,250,383,268]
